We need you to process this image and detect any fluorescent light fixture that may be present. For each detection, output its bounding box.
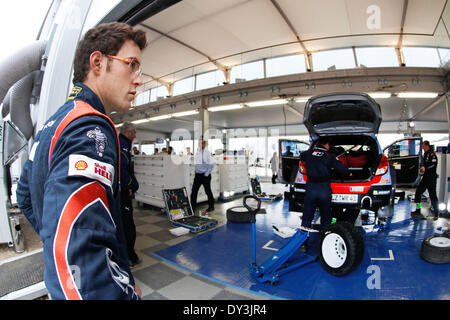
[246,99,287,107]
[172,110,199,117]
[150,114,171,121]
[397,92,438,98]
[294,97,311,103]
[208,104,243,112]
[368,92,391,99]
[131,118,151,124]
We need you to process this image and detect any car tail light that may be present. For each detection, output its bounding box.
[299,161,306,174]
[375,154,389,176]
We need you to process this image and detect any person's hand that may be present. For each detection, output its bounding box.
[134,284,142,298]
[420,166,425,173]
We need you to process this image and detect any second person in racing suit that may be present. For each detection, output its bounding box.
[299,138,349,251]
[412,140,439,220]
[119,122,141,267]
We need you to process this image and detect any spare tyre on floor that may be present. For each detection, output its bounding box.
[420,235,450,264]
[319,222,365,276]
[226,206,254,223]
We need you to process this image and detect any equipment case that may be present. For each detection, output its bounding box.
[162,187,218,233]
[250,178,283,202]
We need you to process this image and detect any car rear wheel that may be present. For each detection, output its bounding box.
[319,222,364,276]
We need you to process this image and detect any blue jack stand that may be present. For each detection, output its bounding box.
[242,195,317,285]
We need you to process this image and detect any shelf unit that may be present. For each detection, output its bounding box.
[219,156,249,198]
[134,154,221,208]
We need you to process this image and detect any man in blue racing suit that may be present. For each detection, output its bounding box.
[16,22,146,299]
[119,122,141,267]
[299,138,349,251]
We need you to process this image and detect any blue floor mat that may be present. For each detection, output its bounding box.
[152,199,450,300]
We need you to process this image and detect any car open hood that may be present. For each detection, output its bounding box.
[303,93,382,139]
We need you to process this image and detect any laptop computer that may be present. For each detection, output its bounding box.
[162,187,218,233]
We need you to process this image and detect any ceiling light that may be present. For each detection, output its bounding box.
[208,104,243,112]
[246,99,287,107]
[150,114,172,121]
[397,92,438,98]
[295,97,311,103]
[368,92,391,99]
[172,110,199,117]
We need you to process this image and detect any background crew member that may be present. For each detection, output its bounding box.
[191,139,215,213]
[412,140,439,220]
[299,138,349,251]
[16,22,146,299]
[270,152,279,184]
[119,122,141,267]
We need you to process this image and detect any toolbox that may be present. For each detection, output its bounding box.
[162,187,218,233]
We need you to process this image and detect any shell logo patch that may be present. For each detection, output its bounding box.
[69,154,114,190]
[75,160,88,170]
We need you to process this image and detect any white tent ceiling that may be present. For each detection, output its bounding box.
[137,0,450,83]
[108,0,450,137]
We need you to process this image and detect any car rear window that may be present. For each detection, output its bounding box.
[310,101,375,125]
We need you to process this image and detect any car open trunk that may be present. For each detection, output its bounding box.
[303,93,382,139]
[318,135,381,182]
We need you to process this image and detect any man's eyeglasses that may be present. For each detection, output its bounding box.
[105,54,142,77]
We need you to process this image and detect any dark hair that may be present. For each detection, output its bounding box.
[423,140,434,150]
[73,22,147,84]
[317,137,329,146]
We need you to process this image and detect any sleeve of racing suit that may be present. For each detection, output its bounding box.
[120,150,139,193]
[43,116,139,300]
[130,168,139,193]
[299,151,305,162]
[16,155,40,234]
[329,153,349,176]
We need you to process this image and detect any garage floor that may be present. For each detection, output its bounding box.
[130,195,268,300]
[133,184,449,300]
[1,183,448,300]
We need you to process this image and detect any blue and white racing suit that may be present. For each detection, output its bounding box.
[16,83,139,300]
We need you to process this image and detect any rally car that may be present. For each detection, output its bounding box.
[285,93,396,224]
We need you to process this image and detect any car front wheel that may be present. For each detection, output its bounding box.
[319,222,364,276]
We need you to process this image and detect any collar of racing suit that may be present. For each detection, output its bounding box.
[119,133,132,150]
[69,82,107,115]
[313,146,328,152]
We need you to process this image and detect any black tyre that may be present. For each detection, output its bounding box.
[420,235,450,264]
[319,222,365,276]
[226,206,253,223]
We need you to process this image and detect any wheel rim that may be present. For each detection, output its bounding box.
[321,233,347,268]
[429,236,450,248]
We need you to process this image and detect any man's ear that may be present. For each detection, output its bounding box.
[89,51,103,76]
